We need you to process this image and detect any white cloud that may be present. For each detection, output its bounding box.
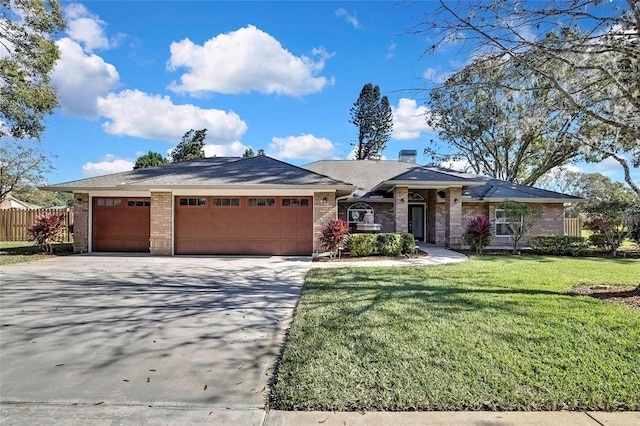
[167,25,334,96]
[392,98,433,140]
[82,154,134,176]
[96,89,248,143]
[441,159,472,172]
[203,141,248,157]
[335,8,360,29]
[423,67,450,84]
[268,134,335,161]
[52,37,120,118]
[64,3,119,52]
[386,42,396,59]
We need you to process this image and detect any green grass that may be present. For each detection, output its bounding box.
[0,241,73,265]
[272,256,640,411]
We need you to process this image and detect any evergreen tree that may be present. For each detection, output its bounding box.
[349,83,393,160]
[171,129,207,162]
[242,148,255,158]
[1,0,66,140]
[133,151,169,169]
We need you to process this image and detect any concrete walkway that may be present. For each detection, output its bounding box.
[1,405,637,425]
[311,243,468,268]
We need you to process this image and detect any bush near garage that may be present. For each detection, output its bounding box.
[348,233,417,257]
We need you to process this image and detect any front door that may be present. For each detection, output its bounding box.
[408,204,425,241]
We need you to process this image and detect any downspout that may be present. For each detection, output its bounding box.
[335,195,350,220]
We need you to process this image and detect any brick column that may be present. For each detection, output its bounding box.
[313,192,336,253]
[394,186,409,233]
[445,187,462,248]
[150,192,172,256]
[72,193,89,253]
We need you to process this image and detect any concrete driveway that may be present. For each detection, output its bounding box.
[0,254,311,424]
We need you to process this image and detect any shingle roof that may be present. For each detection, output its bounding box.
[463,179,584,202]
[44,156,353,191]
[303,160,484,198]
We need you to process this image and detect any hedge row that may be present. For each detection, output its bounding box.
[348,233,416,257]
[529,235,590,257]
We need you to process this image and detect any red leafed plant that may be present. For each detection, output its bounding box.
[319,219,350,256]
[462,215,493,254]
[27,213,64,254]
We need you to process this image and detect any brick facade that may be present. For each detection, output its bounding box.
[313,192,336,252]
[460,202,566,247]
[394,187,409,233]
[150,192,172,256]
[445,187,463,248]
[72,193,89,254]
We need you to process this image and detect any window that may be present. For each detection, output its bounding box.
[179,197,207,206]
[282,198,309,207]
[248,198,275,207]
[494,209,521,236]
[127,199,150,207]
[213,198,240,207]
[96,198,121,207]
[347,202,374,227]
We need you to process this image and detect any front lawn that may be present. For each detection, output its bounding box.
[271,256,640,411]
[0,241,73,265]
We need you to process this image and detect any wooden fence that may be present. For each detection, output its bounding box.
[0,208,74,242]
[564,217,583,237]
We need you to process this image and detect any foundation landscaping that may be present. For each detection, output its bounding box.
[270,256,640,412]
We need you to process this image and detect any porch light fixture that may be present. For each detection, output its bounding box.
[322,197,328,204]
[454,198,459,204]
[400,198,406,203]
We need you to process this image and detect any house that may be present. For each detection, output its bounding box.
[43,151,581,256]
[0,193,42,209]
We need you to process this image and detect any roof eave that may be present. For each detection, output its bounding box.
[467,197,584,203]
[372,180,485,193]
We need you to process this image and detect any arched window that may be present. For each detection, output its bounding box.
[347,202,374,227]
[408,192,424,201]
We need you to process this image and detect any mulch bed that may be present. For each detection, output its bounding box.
[572,285,640,309]
[313,250,428,263]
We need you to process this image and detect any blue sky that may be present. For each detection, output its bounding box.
[36,1,635,187]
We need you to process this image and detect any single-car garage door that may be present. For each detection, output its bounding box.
[175,196,312,255]
[93,197,150,252]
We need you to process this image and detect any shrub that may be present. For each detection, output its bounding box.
[26,213,64,254]
[400,232,416,255]
[588,233,611,252]
[319,219,350,256]
[462,215,492,254]
[530,235,589,257]
[377,233,403,257]
[348,234,377,257]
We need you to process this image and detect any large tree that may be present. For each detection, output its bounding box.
[413,0,639,195]
[350,83,393,160]
[1,0,65,140]
[170,129,207,162]
[0,140,53,203]
[133,151,169,169]
[427,56,583,185]
[538,169,637,217]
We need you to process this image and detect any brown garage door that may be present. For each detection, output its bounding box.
[93,197,150,252]
[175,196,313,255]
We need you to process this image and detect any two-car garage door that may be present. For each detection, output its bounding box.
[174,196,313,255]
[92,196,313,255]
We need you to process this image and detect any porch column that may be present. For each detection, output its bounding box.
[445,187,463,248]
[394,186,409,233]
[72,193,89,254]
[150,192,172,256]
[313,192,336,253]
